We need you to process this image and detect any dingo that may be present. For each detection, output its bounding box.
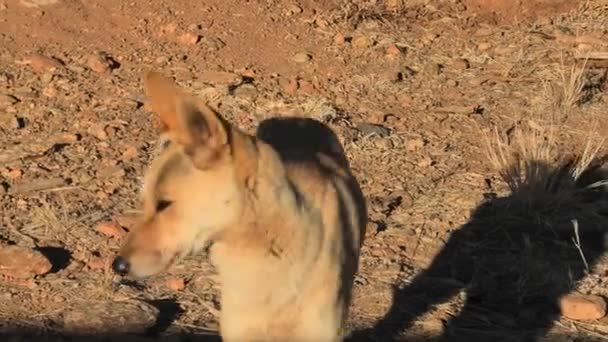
[112,71,367,341]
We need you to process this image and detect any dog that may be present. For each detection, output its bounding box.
[112,71,368,341]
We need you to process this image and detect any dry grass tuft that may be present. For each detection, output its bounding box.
[553,55,589,116]
[484,118,606,233]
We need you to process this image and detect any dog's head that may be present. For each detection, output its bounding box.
[112,72,255,278]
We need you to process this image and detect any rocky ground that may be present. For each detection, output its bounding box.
[1,0,608,341]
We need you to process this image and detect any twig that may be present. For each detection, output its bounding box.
[8,178,66,194]
[571,219,590,274]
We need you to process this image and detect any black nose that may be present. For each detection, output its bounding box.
[112,256,130,275]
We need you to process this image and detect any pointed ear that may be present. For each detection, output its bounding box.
[143,71,183,133]
[174,97,229,169]
[143,71,229,169]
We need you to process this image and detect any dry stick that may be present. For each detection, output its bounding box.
[571,219,590,274]
[8,178,66,195]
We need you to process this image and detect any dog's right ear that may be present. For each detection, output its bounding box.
[144,71,229,169]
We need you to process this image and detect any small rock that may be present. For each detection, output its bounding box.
[356,123,390,137]
[352,35,370,49]
[0,244,52,279]
[385,44,402,58]
[6,168,23,179]
[87,257,107,271]
[374,139,394,149]
[446,79,458,87]
[380,70,402,83]
[200,71,242,86]
[0,94,19,108]
[406,137,424,151]
[25,53,64,73]
[477,42,492,52]
[292,52,312,63]
[417,156,433,168]
[560,294,607,321]
[87,53,118,74]
[453,58,470,70]
[178,32,200,46]
[285,4,302,15]
[166,277,186,291]
[96,221,127,239]
[121,145,139,161]
[334,33,346,46]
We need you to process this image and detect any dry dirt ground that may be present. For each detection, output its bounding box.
[1,0,608,341]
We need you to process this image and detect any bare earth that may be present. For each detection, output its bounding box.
[1,0,608,341]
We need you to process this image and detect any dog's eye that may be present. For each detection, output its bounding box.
[156,200,172,212]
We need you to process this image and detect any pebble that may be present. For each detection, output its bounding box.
[121,145,139,161]
[292,52,312,63]
[334,33,346,46]
[87,53,118,74]
[166,277,186,291]
[96,221,127,239]
[406,137,424,151]
[478,42,492,51]
[178,32,200,46]
[0,244,52,279]
[446,79,458,87]
[385,43,402,58]
[352,35,371,49]
[560,294,607,321]
[453,58,470,70]
[87,257,107,270]
[6,168,23,179]
[25,53,64,73]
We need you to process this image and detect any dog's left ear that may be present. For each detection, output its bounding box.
[144,71,229,169]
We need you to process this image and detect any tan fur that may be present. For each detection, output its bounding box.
[115,71,367,341]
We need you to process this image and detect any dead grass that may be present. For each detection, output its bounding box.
[554,55,589,116]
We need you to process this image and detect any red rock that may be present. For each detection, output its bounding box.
[560,294,606,320]
[87,54,112,74]
[166,277,186,291]
[0,244,52,279]
[6,168,23,179]
[87,257,107,271]
[178,32,200,46]
[385,44,402,58]
[121,145,139,161]
[26,53,64,73]
[334,33,345,45]
[96,221,127,239]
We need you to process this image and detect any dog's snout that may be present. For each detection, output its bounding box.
[112,256,130,275]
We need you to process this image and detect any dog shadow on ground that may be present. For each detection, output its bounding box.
[348,156,608,342]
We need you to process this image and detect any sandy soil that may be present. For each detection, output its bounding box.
[1,0,608,341]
